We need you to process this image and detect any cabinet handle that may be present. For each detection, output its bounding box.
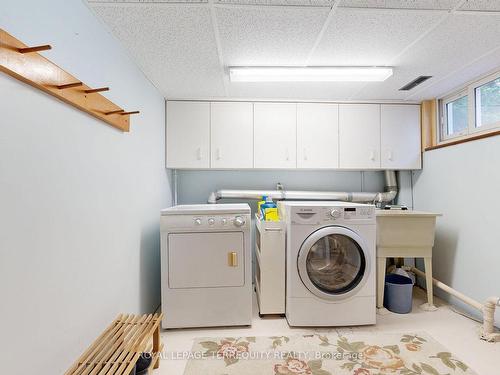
[369,150,376,161]
[228,251,237,267]
[216,148,221,160]
[388,150,393,161]
[196,147,202,160]
[303,148,308,161]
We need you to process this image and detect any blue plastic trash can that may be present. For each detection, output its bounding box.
[384,273,413,314]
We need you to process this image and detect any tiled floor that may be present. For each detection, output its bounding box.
[157,288,499,375]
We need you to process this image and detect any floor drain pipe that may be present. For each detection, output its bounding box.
[404,266,500,342]
[483,296,500,341]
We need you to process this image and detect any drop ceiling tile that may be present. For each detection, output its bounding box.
[310,8,443,65]
[90,1,500,101]
[339,0,461,10]
[459,1,500,11]
[399,13,500,100]
[348,72,431,101]
[216,6,330,66]
[354,13,500,100]
[412,48,500,100]
[91,4,225,98]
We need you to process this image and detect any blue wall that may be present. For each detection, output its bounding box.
[176,170,386,209]
[407,137,500,327]
[0,1,171,373]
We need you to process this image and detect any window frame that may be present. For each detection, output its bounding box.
[469,71,500,134]
[438,69,500,145]
[440,90,469,141]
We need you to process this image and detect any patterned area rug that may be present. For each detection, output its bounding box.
[183,332,476,375]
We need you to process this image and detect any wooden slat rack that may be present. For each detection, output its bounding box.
[0,28,139,132]
[65,313,163,375]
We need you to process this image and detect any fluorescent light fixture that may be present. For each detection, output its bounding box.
[229,66,393,82]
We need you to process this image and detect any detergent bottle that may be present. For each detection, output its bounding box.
[260,196,278,221]
[257,196,267,219]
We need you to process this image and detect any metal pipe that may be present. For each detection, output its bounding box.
[207,170,398,204]
[405,266,499,342]
[377,170,398,203]
[173,169,178,206]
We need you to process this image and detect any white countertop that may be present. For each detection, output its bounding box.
[376,209,442,217]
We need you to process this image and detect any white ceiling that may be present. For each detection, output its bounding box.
[88,0,500,101]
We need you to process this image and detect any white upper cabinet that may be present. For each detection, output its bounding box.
[254,103,297,169]
[339,104,381,169]
[166,101,210,169]
[297,103,339,169]
[166,100,422,171]
[211,102,253,169]
[381,105,422,170]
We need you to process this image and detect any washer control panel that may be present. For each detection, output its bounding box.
[342,206,374,220]
[291,205,375,224]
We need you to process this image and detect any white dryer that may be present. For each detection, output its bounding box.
[280,201,376,326]
[160,204,252,329]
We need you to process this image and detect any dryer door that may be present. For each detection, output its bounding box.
[297,226,370,301]
[168,232,245,289]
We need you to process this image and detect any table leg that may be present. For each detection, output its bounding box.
[421,256,438,311]
[377,257,386,309]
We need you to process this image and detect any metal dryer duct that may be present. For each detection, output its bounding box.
[208,171,398,204]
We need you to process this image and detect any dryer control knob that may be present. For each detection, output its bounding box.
[330,209,342,219]
[194,218,202,225]
[208,218,215,225]
[233,216,245,227]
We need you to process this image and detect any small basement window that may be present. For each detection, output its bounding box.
[442,94,468,139]
[437,69,500,146]
[474,76,500,129]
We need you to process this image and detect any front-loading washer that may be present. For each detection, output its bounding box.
[160,204,252,329]
[280,201,376,326]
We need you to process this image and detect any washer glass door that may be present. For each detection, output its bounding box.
[298,226,369,300]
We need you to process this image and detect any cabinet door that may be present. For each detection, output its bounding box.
[211,102,253,169]
[166,101,210,169]
[381,105,422,170]
[339,104,381,169]
[297,103,339,169]
[254,103,297,168]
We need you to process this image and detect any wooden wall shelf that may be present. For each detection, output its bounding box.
[0,29,139,132]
